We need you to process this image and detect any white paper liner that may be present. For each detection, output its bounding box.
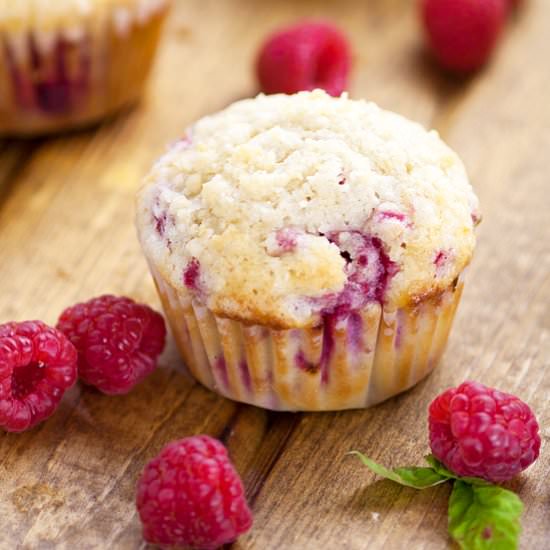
[152,266,464,411]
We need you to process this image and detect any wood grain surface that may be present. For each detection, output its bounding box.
[1,0,549,548]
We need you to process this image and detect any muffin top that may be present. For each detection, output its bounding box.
[137,90,480,329]
[0,0,166,31]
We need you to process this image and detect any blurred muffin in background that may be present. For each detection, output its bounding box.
[0,0,171,136]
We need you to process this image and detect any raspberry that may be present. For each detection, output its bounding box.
[429,381,541,482]
[315,231,398,316]
[136,435,253,550]
[0,321,77,432]
[257,21,351,96]
[57,295,166,395]
[183,258,201,290]
[421,0,507,73]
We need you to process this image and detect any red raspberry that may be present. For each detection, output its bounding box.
[0,321,77,432]
[421,0,507,73]
[57,295,166,395]
[257,21,351,96]
[136,435,253,550]
[429,381,540,482]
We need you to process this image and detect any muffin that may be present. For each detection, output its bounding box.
[0,0,170,136]
[136,90,480,411]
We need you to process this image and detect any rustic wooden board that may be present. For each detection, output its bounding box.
[1,0,549,548]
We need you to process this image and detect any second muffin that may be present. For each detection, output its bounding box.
[137,90,480,411]
[0,0,170,135]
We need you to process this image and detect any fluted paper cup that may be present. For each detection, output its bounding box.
[151,265,464,411]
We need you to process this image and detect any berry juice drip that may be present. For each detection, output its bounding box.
[5,33,91,115]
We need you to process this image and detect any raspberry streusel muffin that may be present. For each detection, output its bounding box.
[0,0,170,136]
[136,90,480,411]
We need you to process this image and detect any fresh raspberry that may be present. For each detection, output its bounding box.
[315,231,398,317]
[0,321,77,432]
[421,0,507,73]
[429,381,541,482]
[57,295,166,395]
[257,21,351,96]
[136,435,253,550]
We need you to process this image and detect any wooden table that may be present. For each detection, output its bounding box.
[1,1,549,548]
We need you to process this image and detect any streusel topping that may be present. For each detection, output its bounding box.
[137,90,479,328]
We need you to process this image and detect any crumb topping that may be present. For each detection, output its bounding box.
[137,90,479,328]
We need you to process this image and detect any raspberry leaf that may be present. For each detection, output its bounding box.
[351,451,450,489]
[448,480,523,550]
[425,455,491,487]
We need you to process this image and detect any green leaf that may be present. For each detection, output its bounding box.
[425,455,491,486]
[425,454,457,478]
[350,451,451,489]
[448,480,523,550]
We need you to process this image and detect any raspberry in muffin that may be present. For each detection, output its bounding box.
[0,0,170,136]
[136,90,480,411]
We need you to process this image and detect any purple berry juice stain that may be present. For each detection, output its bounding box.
[214,356,229,389]
[238,359,252,392]
[295,350,320,374]
[347,312,363,352]
[9,33,92,115]
[320,314,336,384]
